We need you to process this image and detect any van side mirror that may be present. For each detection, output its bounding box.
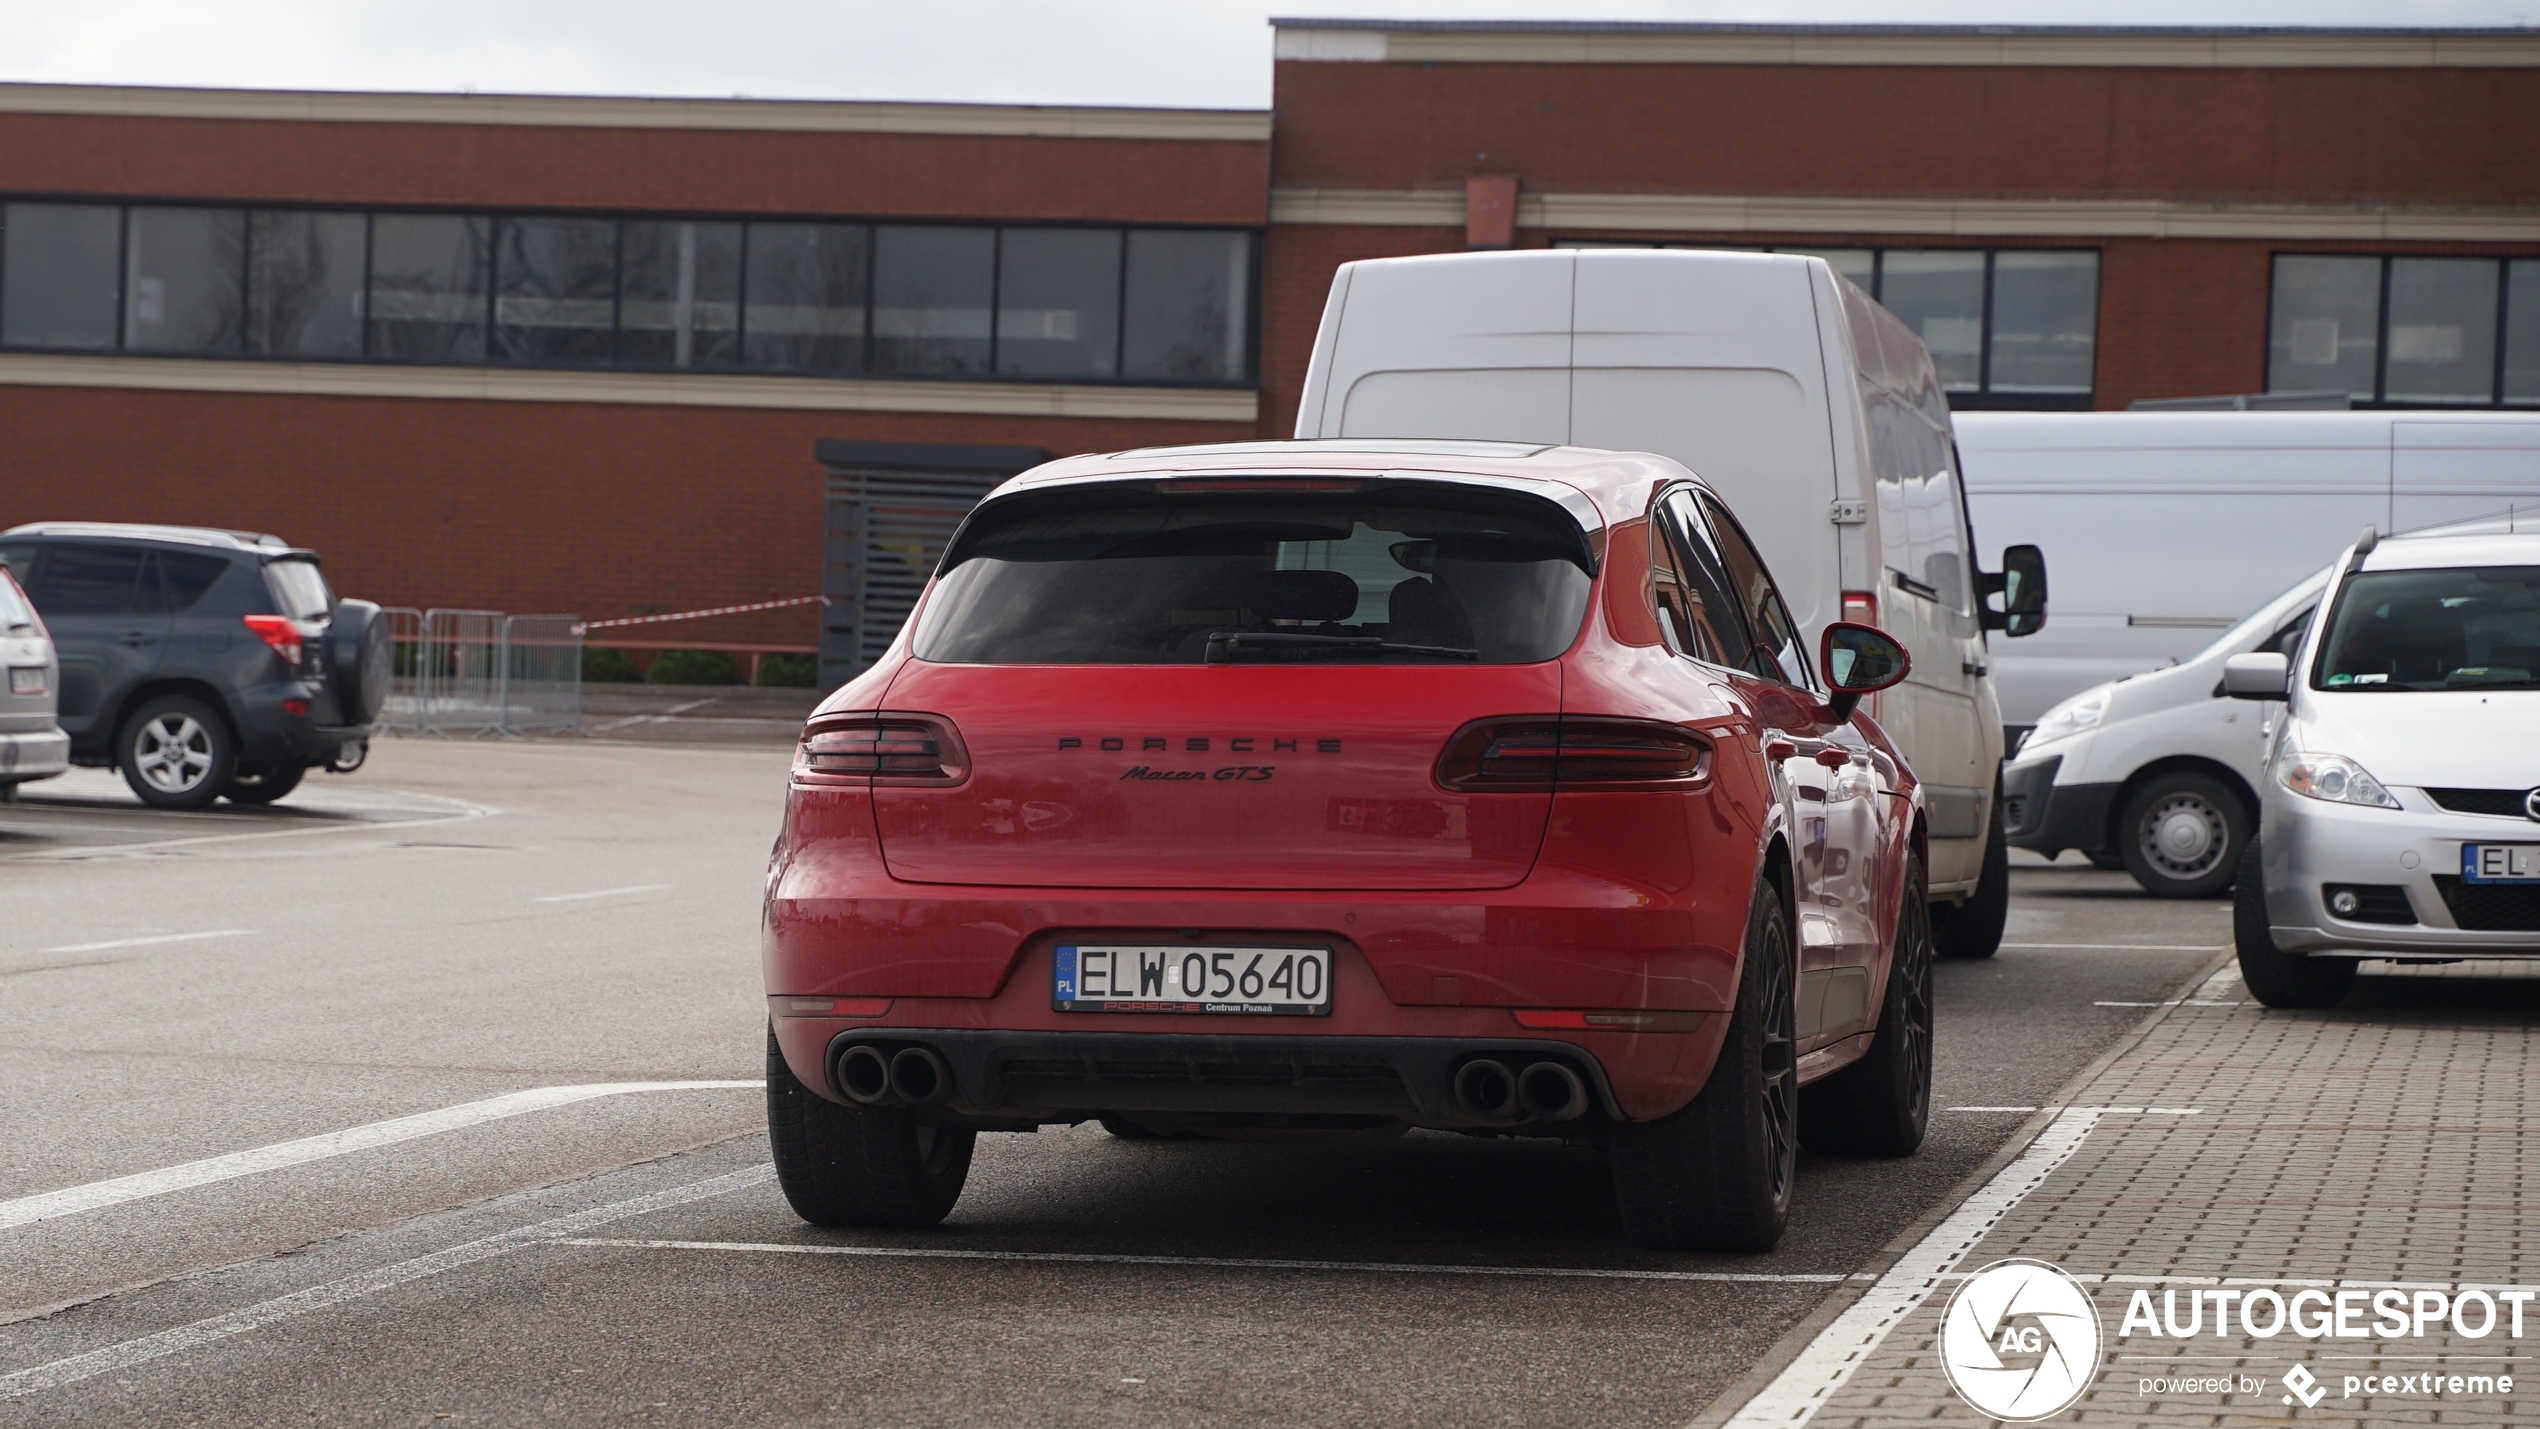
[2223,651,2292,701]
[1820,621,1911,722]
[1979,544,2048,638]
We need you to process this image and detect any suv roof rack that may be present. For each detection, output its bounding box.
[2,521,296,552]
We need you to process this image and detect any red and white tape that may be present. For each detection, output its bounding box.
[576,595,828,635]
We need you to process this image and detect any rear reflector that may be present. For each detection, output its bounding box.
[1436,717,1711,793]
[241,614,303,666]
[1513,1009,1708,1031]
[782,997,890,1017]
[795,712,969,786]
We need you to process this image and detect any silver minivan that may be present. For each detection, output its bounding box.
[0,565,70,796]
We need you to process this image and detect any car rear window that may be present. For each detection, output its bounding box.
[2315,565,2540,691]
[266,558,334,620]
[913,482,1596,665]
[0,568,36,633]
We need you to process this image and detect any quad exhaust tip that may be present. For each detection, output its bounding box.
[837,1044,893,1104]
[1517,1061,1589,1121]
[889,1046,952,1106]
[1452,1058,1520,1121]
[837,1043,956,1107]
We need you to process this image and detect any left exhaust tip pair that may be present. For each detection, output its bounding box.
[837,1043,952,1107]
[1453,1057,1589,1123]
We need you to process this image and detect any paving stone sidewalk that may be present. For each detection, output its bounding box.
[1791,959,2540,1427]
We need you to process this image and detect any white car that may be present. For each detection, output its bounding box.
[0,564,71,796]
[2001,572,2325,897]
[2225,528,2540,1007]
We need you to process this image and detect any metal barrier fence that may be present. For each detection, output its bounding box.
[386,608,581,738]
[499,615,583,734]
[379,606,425,734]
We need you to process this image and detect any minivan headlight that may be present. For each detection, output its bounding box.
[2276,750,2401,809]
[2022,688,2109,751]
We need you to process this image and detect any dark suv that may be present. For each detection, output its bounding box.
[0,524,391,809]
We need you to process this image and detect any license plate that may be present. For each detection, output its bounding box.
[2463,844,2540,883]
[1053,945,1331,1016]
[7,667,40,696]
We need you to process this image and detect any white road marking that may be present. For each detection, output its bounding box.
[1720,1107,2109,1429]
[531,884,672,903]
[0,1081,761,1233]
[2000,943,2224,952]
[2094,999,2248,1008]
[34,929,254,955]
[556,1239,1878,1285]
[0,1165,774,1400]
[0,792,492,862]
[1947,1106,2202,1115]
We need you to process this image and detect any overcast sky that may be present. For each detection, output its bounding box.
[2,0,2529,109]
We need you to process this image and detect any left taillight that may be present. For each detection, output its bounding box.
[794,712,969,787]
[241,615,303,666]
[1436,716,1712,793]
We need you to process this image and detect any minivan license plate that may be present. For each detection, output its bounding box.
[2463,845,2540,883]
[1054,945,1331,1016]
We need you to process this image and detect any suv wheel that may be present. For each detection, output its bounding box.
[2120,772,2249,899]
[118,695,237,811]
[1802,851,1933,1157]
[2233,837,2356,1008]
[1611,877,1798,1251]
[224,764,308,805]
[766,1029,975,1228]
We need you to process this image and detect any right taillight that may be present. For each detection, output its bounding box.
[1436,717,1711,792]
[242,614,303,666]
[795,712,969,787]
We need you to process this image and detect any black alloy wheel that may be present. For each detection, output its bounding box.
[1802,849,1934,1156]
[1611,877,1799,1252]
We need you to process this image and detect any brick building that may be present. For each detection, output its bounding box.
[2,20,2535,675]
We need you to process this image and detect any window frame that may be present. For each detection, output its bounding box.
[2265,251,2534,410]
[0,194,1260,391]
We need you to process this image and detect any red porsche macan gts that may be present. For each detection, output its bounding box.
[764,439,1929,1250]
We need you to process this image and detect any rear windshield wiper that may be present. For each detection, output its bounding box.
[1204,630,1478,663]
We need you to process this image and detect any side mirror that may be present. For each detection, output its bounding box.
[1821,621,1911,722]
[2223,651,2292,701]
[1980,544,2049,637]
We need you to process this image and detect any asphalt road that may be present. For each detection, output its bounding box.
[1,742,2227,1428]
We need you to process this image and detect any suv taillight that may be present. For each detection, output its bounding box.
[1436,717,1712,793]
[795,713,970,786]
[242,615,303,666]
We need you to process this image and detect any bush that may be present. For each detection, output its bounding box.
[646,648,740,685]
[582,646,640,683]
[754,653,817,688]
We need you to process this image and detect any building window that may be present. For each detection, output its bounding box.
[125,206,245,353]
[0,197,1256,389]
[1554,240,2098,407]
[2269,253,2535,407]
[2,203,122,349]
[369,214,491,362]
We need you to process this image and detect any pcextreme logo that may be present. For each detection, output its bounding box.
[1939,1260,2104,1422]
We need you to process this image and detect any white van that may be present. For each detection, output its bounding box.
[1295,249,2046,957]
[1956,411,2540,735]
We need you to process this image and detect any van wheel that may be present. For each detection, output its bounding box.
[766,1029,975,1227]
[1934,808,2009,959]
[223,764,307,805]
[1611,879,1797,1251]
[2233,839,2355,1009]
[1802,851,1932,1157]
[2120,772,2248,899]
[117,695,237,811]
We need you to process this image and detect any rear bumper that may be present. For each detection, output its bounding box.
[2001,752,2118,856]
[0,726,71,783]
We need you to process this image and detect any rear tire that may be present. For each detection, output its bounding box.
[1611,879,1798,1252]
[117,695,236,811]
[2233,838,2356,1009]
[1934,806,2009,960]
[767,1029,976,1228]
[1802,851,1933,1157]
[2119,771,2249,900]
[223,764,307,805]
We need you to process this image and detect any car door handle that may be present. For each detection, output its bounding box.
[1962,659,1988,676]
[120,631,158,647]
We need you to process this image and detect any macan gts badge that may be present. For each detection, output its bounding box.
[764,440,1952,1252]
